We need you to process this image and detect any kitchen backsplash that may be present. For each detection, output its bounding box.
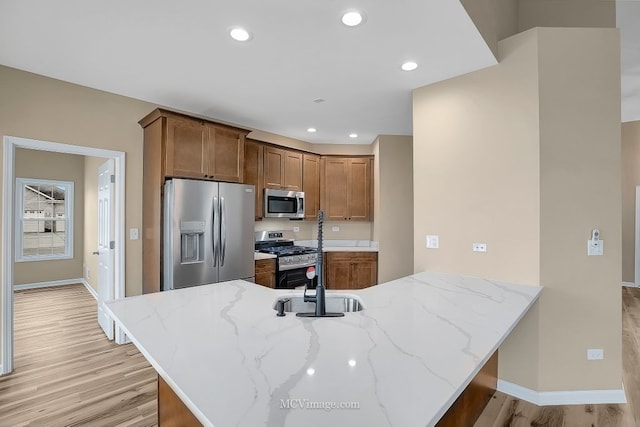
[254,219,372,241]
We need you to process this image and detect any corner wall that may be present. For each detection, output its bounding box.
[413,27,622,392]
[621,121,640,283]
[373,135,414,283]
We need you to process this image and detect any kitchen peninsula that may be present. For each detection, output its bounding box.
[105,271,541,427]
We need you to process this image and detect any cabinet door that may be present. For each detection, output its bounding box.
[303,154,320,219]
[324,253,351,289]
[164,116,206,178]
[206,125,245,182]
[255,258,276,288]
[264,146,284,189]
[347,158,372,221]
[350,253,378,288]
[321,157,349,220]
[283,151,303,191]
[244,139,264,220]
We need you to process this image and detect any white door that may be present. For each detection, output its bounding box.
[97,159,115,340]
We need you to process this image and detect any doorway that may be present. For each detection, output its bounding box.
[1,135,126,375]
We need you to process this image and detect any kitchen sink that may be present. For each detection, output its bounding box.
[273,293,365,313]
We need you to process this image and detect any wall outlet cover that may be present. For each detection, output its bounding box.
[587,239,604,256]
[293,226,300,233]
[587,348,604,360]
[472,243,487,252]
[332,226,340,232]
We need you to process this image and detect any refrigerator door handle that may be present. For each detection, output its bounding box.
[220,196,227,266]
[212,196,218,267]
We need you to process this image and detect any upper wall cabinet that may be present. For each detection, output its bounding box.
[244,139,264,220]
[321,156,373,221]
[303,153,320,219]
[264,146,303,191]
[140,109,248,183]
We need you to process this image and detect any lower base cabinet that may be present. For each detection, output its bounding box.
[254,258,276,288]
[324,252,378,289]
[158,376,202,427]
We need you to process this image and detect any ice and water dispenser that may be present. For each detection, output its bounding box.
[179,221,205,264]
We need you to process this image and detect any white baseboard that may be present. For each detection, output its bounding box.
[497,379,627,406]
[622,281,638,288]
[81,279,98,301]
[13,278,85,291]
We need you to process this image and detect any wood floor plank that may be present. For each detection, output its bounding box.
[474,286,640,427]
[0,284,158,426]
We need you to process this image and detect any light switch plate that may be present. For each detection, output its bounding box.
[293,226,300,232]
[130,228,139,240]
[426,235,439,249]
[587,239,604,256]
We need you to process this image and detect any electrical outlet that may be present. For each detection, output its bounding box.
[86,266,91,279]
[293,226,300,233]
[472,243,487,252]
[587,239,604,256]
[332,226,340,232]
[426,235,439,249]
[587,349,604,360]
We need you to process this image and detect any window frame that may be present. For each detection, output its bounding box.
[15,178,74,262]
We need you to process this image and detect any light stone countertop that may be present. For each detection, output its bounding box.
[254,252,277,260]
[295,239,379,252]
[105,271,541,427]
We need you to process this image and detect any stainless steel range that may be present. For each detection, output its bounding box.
[255,231,318,289]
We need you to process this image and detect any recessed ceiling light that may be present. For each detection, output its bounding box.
[307,127,317,133]
[349,133,358,138]
[229,27,251,42]
[401,61,418,71]
[341,11,364,27]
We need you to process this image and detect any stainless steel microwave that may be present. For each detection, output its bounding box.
[264,189,305,219]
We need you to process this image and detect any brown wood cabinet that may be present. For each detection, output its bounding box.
[324,252,378,289]
[244,139,264,220]
[302,153,320,219]
[139,108,249,294]
[321,156,373,221]
[264,146,303,191]
[254,258,276,288]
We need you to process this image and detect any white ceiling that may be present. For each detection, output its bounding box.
[1,2,637,144]
[0,0,497,144]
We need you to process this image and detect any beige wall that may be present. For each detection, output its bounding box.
[83,156,104,292]
[621,121,640,283]
[373,135,413,283]
[518,0,615,32]
[537,28,621,390]
[0,64,155,300]
[13,149,84,285]
[413,27,622,392]
[254,219,372,241]
[460,0,519,58]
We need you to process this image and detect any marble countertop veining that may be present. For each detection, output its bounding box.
[105,271,541,427]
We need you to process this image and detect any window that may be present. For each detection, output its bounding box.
[16,178,74,261]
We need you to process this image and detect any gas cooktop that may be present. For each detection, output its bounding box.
[257,245,317,257]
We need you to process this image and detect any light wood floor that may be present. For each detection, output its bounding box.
[475,286,640,427]
[0,284,158,426]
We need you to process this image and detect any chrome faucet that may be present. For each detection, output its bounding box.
[297,211,344,318]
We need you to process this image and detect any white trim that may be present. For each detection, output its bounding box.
[82,279,98,301]
[623,281,639,288]
[1,135,126,374]
[1,139,15,375]
[13,278,85,291]
[497,379,627,406]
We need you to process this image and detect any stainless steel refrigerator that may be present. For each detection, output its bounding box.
[163,178,255,291]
